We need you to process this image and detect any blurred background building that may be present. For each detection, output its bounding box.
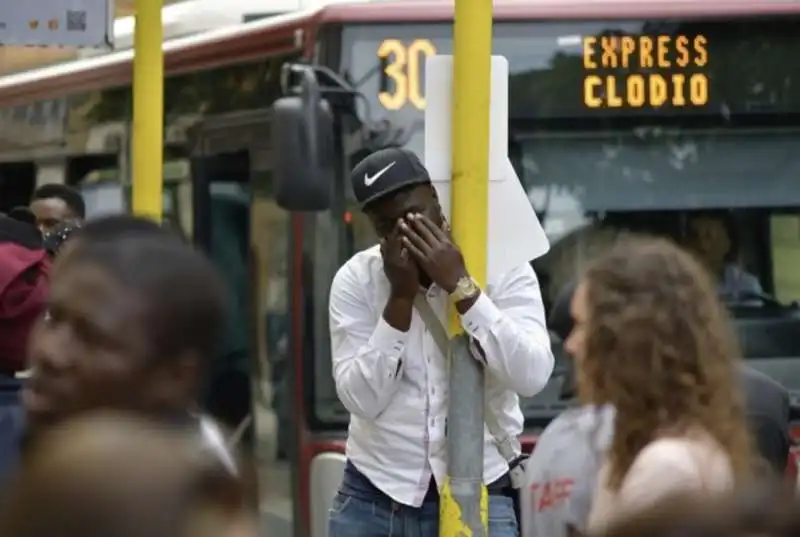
[0,1,154,74]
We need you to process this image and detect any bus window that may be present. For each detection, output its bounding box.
[514,131,794,304]
[771,215,800,302]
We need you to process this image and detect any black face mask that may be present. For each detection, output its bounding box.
[42,220,82,258]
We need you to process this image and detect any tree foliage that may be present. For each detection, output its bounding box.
[85,57,287,124]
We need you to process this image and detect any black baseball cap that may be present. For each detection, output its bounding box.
[351,147,431,208]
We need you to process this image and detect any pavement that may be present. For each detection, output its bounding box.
[260,460,293,537]
[254,395,294,537]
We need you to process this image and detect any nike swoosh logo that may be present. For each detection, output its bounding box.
[364,161,396,187]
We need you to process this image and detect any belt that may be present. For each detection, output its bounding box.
[342,460,513,507]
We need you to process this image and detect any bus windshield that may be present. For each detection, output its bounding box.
[309,15,800,429]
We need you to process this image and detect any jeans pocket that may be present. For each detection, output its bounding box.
[329,492,353,517]
[328,494,388,537]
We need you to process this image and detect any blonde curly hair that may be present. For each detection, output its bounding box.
[577,236,753,490]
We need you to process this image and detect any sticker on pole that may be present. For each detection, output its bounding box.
[0,0,114,48]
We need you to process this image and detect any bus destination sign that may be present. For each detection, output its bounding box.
[372,32,711,114]
[582,34,709,109]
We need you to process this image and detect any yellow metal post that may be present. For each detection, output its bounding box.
[440,0,492,535]
[131,0,164,221]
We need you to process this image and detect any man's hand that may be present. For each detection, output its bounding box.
[400,213,468,293]
[381,220,419,300]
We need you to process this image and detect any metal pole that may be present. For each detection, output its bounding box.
[131,0,164,221]
[440,0,492,535]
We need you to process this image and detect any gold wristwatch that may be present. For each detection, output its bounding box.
[449,276,480,302]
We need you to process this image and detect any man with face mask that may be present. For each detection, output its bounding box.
[29,184,85,236]
[327,148,554,537]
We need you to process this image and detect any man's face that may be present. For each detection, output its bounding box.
[23,258,169,430]
[687,216,731,269]
[365,184,443,240]
[30,197,76,234]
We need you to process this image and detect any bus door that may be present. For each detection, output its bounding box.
[190,149,254,443]
[190,111,297,535]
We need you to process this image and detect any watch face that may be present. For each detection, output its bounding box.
[457,277,477,296]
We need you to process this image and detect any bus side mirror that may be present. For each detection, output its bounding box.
[273,68,334,212]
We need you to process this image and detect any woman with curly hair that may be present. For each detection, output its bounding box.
[563,236,754,532]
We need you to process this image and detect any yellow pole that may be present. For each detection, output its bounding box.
[440,0,492,535]
[131,0,164,221]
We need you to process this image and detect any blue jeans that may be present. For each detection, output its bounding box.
[328,463,518,537]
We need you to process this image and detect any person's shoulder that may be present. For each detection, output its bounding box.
[740,269,762,289]
[534,409,582,447]
[542,405,610,437]
[633,433,733,481]
[631,437,704,471]
[533,405,613,462]
[331,245,383,294]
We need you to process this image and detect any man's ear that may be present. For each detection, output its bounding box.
[150,351,202,409]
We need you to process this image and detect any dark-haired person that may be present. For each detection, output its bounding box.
[70,214,253,444]
[0,215,234,483]
[30,184,86,235]
[328,148,554,537]
[74,213,173,242]
[0,413,256,537]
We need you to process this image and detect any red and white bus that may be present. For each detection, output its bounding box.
[2,1,800,535]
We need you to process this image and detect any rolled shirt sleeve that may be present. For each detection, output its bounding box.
[460,263,554,397]
[329,262,408,419]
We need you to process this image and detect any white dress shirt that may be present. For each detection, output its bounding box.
[329,245,554,506]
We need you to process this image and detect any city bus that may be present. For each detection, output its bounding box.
[1,1,800,536]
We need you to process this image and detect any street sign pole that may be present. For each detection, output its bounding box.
[131,0,163,221]
[439,0,493,536]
